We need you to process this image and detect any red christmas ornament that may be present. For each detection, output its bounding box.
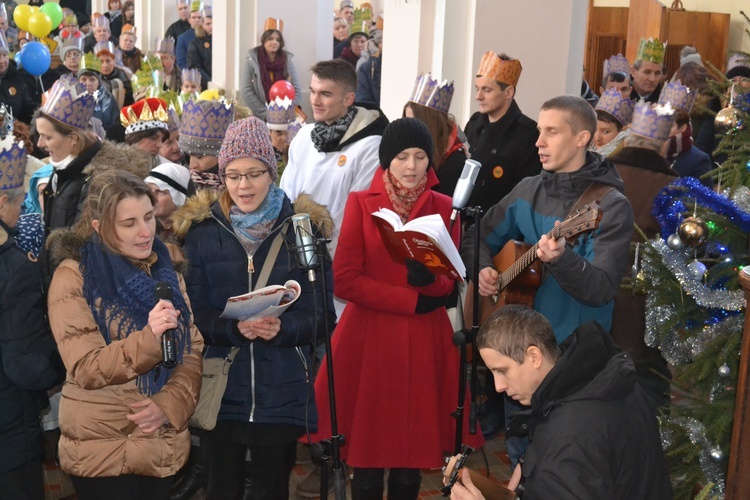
[269,80,295,101]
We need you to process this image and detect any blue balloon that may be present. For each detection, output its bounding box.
[14,51,23,68]
[20,41,51,77]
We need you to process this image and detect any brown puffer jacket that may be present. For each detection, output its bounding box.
[47,232,203,478]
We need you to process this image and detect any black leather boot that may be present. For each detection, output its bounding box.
[169,445,204,500]
[351,483,384,500]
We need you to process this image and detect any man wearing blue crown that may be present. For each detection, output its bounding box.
[609,99,678,414]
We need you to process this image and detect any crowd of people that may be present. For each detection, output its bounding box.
[1,0,746,499]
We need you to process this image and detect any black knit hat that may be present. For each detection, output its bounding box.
[378,117,434,169]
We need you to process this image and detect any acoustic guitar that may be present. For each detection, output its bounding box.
[441,446,517,499]
[464,203,601,327]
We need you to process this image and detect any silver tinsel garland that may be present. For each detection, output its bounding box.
[667,417,725,495]
[724,185,750,213]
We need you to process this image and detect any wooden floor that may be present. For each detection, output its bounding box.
[43,433,512,499]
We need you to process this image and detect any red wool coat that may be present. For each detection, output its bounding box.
[311,167,483,469]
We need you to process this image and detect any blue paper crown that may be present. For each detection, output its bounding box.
[630,101,675,141]
[40,74,96,130]
[0,107,27,192]
[595,88,635,126]
[658,80,696,114]
[408,73,454,114]
[602,53,630,80]
[266,96,295,130]
[178,98,235,155]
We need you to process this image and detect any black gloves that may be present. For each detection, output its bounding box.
[415,294,445,314]
[406,259,436,287]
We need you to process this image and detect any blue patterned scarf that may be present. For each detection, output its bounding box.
[230,183,285,255]
[80,235,192,396]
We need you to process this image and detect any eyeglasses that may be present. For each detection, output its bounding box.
[224,170,268,183]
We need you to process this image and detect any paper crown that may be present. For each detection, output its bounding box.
[603,53,630,80]
[266,96,295,130]
[0,31,8,53]
[264,18,283,32]
[477,51,522,88]
[40,75,96,130]
[63,13,78,26]
[658,80,696,114]
[340,0,354,8]
[179,98,235,156]
[121,24,137,37]
[167,107,181,133]
[121,98,170,135]
[80,51,102,72]
[156,36,175,55]
[0,4,7,21]
[190,1,204,12]
[629,101,675,141]
[181,68,202,84]
[60,35,84,57]
[636,38,666,64]
[0,107,26,192]
[595,88,635,127]
[92,14,110,29]
[727,53,750,73]
[408,73,454,114]
[95,41,116,57]
[201,5,212,17]
[349,8,371,37]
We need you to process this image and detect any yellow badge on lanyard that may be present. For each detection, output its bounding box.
[8,87,16,96]
[492,165,504,179]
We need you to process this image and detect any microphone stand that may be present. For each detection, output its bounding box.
[452,206,482,454]
[307,237,346,500]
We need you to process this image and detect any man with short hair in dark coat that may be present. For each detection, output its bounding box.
[450,305,673,500]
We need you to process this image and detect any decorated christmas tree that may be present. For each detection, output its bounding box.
[635,41,750,498]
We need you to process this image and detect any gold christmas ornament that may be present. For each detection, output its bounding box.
[678,216,708,247]
[714,105,740,133]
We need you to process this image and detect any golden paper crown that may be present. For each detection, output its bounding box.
[477,51,522,88]
[81,51,102,72]
[263,18,283,32]
[120,98,170,134]
[121,24,136,37]
[349,8,371,37]
[636,38,666,64]
[658,80,696,114]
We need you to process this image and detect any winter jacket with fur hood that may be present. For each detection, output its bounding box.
[46,230,204,478]
[172,191,335,429]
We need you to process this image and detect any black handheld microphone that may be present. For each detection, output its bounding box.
[154,282,177,368]
[292,213,317,282]
[450,159,482,226]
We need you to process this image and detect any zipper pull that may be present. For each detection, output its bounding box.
[248,256,254,274]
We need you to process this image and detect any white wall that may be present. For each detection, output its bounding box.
[594,0,750,54]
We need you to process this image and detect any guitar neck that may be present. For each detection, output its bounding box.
[498,226,560,290]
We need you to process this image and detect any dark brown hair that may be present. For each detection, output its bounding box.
[595,109,623,131]
[124,127,168,146]
[261,29,285,53]
[477,305,561,364]
[541,95,597,147]
[311,59,357,94]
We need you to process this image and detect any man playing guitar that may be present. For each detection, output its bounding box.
[461,95,634,464]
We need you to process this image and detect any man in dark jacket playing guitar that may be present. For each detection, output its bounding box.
[462,95,634,463]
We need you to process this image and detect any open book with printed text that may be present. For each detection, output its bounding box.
[220,280,301,321]
[371,208,465,281]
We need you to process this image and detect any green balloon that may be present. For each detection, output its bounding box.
[40,2,63,30]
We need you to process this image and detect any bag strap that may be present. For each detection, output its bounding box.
[568,181,614,218]
[225,221,289,362]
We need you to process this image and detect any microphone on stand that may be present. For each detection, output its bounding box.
[292,213,317,283]
[154,282,177,368]
[450,159,482,230]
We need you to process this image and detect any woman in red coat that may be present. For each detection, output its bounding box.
[312,118,482,499]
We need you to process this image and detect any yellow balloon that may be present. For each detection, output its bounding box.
[28,12,53,39]
[30,6,40,14]
[13,4,33,32]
